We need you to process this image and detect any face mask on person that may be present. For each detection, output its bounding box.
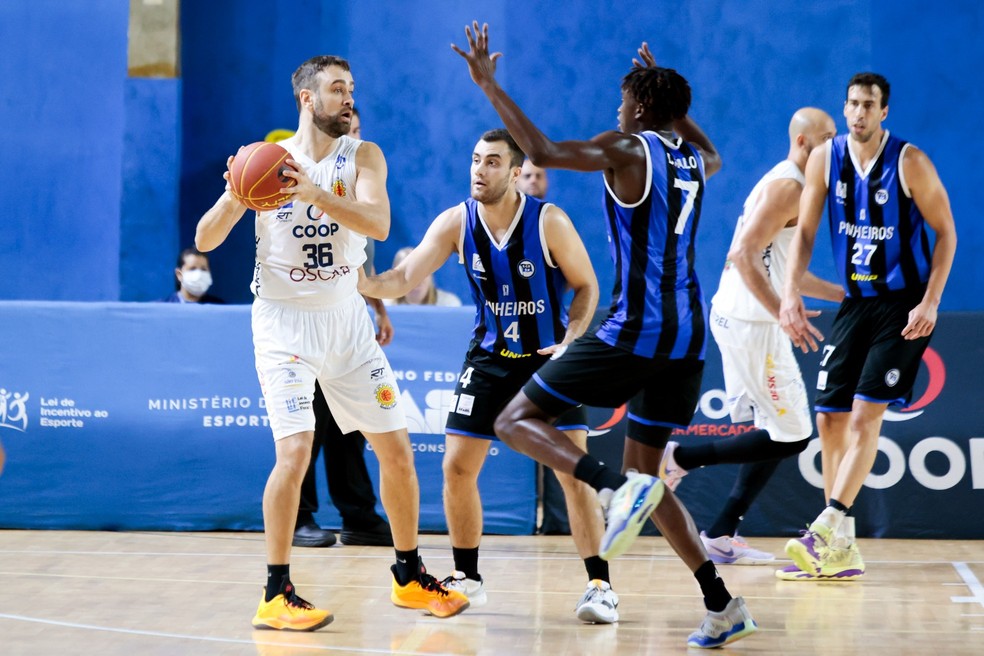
[181,269,213,297]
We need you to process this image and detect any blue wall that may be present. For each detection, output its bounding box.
[1,1,981,308]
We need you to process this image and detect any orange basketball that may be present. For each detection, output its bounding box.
[228,141,296,211]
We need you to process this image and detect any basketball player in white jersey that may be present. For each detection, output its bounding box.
[195,55,468,631]
[659,109,845,574]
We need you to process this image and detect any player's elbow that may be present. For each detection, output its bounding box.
[704,151,723,178]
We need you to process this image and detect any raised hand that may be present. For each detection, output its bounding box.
[451,21,503,89]
[632,42,657,68]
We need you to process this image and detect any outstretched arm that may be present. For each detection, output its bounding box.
[359,206,461,299]
[452,22,640,173]
[629,41,721,178]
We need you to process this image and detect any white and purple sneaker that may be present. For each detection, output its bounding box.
[700,531,775,565]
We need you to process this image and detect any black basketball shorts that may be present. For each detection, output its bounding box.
[445,346,588,441]
[522,333,704,445]
[814,290,932,412]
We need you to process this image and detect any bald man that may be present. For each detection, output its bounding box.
[517,159,549,199]
[658,108,845,573]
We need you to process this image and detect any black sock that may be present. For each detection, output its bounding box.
[674,429,807,470]
[573,454,627,493]
[584,555,610,583]
[706,459,782,538]
[393,548,420,586]
[265,564,290,601]
[694,560,731,612]
[452,546,480,581]
[829,498,850,513]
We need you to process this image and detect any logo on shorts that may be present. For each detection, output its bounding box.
[885,368,901,387]
[517,259,535,278]
[370,367,385,380]
[875,189,889,205]
[285,396,300,413]
[375,383,397,409]
[455,393,475,416]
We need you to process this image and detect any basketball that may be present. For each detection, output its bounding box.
[228,141,296,211]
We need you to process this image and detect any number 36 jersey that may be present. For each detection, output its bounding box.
[251,134,367,306]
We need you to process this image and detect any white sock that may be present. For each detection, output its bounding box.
[814,506,847,535]
[833,516,856,548]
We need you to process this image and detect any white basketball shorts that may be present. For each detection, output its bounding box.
[709,307,812,442]
[252,294,406,440]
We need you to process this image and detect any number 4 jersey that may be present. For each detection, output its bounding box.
[251,134,367,305]
[826,131,932,298]
[459,194,570,358]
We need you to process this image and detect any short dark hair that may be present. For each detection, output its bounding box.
[847,72,890,107]
[291,55,351,112]
[480,128,525,168]
[174,247,208,290]
[621,66,691,126]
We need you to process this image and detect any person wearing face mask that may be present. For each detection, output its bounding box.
[161,247,226,304]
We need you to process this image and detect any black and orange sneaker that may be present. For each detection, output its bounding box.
[391,558,469,618]
[252,584,334,631]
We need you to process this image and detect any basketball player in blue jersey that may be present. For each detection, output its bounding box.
[453,25,757,648]
[196,55,468,630]
[361,129,624,623]
[780,73,957,578]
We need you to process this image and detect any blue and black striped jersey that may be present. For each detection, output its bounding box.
[826,132,932,297]
[595,131,707,360]
[460,194,569,358]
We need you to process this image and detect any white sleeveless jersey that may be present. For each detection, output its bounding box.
[250,135,367,306]
[711,160,805,323]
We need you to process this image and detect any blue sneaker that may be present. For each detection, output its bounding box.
[599,472,664,561]
[687,596,758,649]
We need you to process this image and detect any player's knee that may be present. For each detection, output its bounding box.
[442,456,479,485]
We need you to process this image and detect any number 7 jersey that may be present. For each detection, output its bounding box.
[596,131,707,360]
[250,135,367,306]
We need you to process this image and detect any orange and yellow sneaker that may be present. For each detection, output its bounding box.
[391,559,470,618]
[252,584,334,632]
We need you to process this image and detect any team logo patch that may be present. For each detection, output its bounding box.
[471,253,485,273]
[885,368,901,387]
[375,383,397,409]
[517,259,536,279]
[332,179,346,197]
[875,189,889,205]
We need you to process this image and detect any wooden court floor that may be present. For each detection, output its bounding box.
[1,530,982,655]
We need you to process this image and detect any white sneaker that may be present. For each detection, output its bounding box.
[575,579,619,623]
[700,531,775,565]
[687,596,758,648]
[440,570,487,607]
[658,441,688,491]
[599,471,664,561]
